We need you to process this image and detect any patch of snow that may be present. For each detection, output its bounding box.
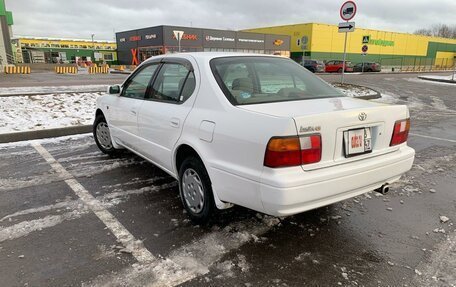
[440,216,450,223]
[419,74,455,81]
[0,92,101,133]
[332,83,378,98]
[406,77,456,86]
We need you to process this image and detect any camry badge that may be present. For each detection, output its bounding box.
[358,112,367,121]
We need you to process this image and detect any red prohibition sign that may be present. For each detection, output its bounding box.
[340,1,357,21]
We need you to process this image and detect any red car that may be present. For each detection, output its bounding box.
[325,60,354,73]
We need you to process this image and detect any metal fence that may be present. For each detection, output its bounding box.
[379,57,455,72]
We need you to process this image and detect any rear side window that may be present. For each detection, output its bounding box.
[211,56,344,105]
[148,63,195,103]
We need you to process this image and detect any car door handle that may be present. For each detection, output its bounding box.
[130,109,137,115]
[170,118,180,128]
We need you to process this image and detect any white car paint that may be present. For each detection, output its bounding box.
[96,52,415,216]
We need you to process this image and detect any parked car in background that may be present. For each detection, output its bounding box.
[325,60,354,73]
[353,62,382,72]
[94,53,415,223]
[302,59,325,73]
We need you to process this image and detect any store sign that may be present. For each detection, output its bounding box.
[172,33,198,40]
[362,35,394,46]
[369,38,394,47]
[205,35,235,42]
[273,39,284,46]
[145,34,157,40]
[129,36,141,42]
[238,38,264,43]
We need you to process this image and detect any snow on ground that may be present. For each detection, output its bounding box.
[332,83,379,98]
[0,85,107,95]
[0,92,101,133]
[418,74,455,81]
[407,77,456,86]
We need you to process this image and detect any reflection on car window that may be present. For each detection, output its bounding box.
[254,62,306,94]
[221,63,249,90]
[122,64,158,99]
[149,63,193,103]
[211,57,344,105]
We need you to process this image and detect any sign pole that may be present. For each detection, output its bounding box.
[452,61,455,81]
[362,54,364,73]
[339,1,357,84]
[341,30,348,84]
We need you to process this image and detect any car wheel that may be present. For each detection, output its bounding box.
[179,156,216,224]
[93,115,117,155]
[337,68,343,73]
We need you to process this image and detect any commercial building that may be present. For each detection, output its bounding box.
[243,23,456,69]
[116,25,290,65]
[0,0,13,67]
[12,37,117,64]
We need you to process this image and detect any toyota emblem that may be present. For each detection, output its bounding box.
[358,112,367,121]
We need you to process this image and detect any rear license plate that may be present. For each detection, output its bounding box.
[344,128,372,157]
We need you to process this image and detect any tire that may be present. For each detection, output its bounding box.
[179,156,216,224]
[93,114,117,155]
[337,68,343,73]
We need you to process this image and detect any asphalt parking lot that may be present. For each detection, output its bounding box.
[0,72,455,286]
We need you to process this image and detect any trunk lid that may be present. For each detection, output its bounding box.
[239,97,409,170]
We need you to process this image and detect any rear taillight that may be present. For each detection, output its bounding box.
[264,135,321,168]
[390,119,410,146]
[300,135,322,164]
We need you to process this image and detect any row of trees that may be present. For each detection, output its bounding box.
[414,24,456,39]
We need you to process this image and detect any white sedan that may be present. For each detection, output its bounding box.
[93,53,415,223]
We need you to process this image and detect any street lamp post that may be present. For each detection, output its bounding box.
[91,34,95,62]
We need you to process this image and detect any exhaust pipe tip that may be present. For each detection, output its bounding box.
[376,184,390,195]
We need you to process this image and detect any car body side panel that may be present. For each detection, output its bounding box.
[174,57,297,212]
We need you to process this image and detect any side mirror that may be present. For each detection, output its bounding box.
[108,85,121,95]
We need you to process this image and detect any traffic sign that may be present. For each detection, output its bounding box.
[338,22,355,33]
[362,45,368,53]
[362,35,370,44]
[173,30,184,42]
[340,1,357,21]
[173,30,184,52]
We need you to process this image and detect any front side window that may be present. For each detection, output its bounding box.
[149,63,194,103]
[122,64,158,99]
[211,56,344,105]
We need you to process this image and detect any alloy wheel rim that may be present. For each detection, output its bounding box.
[96,122,113,150]
[182,168,205,214]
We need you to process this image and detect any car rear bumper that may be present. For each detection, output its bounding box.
[259,146,415,216]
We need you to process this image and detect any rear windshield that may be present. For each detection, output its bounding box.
[210,56,344,105]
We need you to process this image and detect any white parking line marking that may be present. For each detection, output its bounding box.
[32,142,280,286]
[31,142,156,264]
[409,133,456,143]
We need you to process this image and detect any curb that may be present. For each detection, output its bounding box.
[110,70,132,75]
[0,90,105,98]
[0,125,92,143]
[417,76,456,84]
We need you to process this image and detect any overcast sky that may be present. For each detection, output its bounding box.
[6,0,456,41]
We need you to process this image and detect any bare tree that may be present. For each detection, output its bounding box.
[414,24,456,39]
[414,28,432,36]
